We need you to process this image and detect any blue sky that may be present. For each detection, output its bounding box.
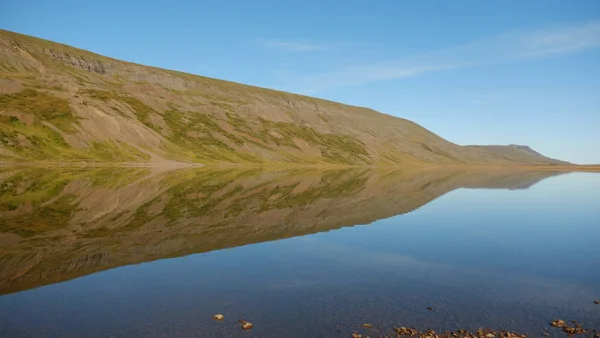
[2,0,600,163]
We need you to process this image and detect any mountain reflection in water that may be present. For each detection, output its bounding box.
[0,166,566,295]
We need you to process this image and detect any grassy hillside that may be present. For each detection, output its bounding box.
[0,29,569,166]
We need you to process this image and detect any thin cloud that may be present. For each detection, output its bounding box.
[518,20,600,57]
[266,41,326,52]
[284,20,600,93]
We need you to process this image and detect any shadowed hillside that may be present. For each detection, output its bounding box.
[0,29,570,166]
[0,166,567,295]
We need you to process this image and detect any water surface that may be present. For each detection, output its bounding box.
[0,167,598,337]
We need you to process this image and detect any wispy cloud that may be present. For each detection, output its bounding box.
[283,20,600,93]
[266,41,326,52]
[518,21,600,58]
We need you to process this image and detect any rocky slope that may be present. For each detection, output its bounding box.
[0,166,567,295]
[0,29,570,166]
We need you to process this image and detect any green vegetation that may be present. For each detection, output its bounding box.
[0,194,76,237]
[87,141,151,162]
[0,89,150,162]
[256,118,369,164]
[223,112,370,164]
[0,167,151,210]
[0,117,149,161]
[0,169,71,209]
[119,202,155,232]
[117,167,371,230]
[84,89,156,126]
[163,108,260,163]
[0,115,72,160]
[0,87,368,165]
[0,88,78,132]
[0,167,154,236]
[87,167,151,188]
[261,169,369,210]
[159,170,246,219]
[120,96,154,124]
[0,169,80,237]
[83,89,117,102]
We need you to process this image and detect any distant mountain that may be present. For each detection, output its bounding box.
[0,29,569,166]
[465,144,571,166]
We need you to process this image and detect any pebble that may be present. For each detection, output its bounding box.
[395,327,418,336]
[563,326,587,335]
[212,314,224,321]
[391,327,527,338]
[351,332,362,338]
[595,300,599,304]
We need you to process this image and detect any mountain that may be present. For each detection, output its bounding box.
[0,29,570,166]
[0,166,567,295]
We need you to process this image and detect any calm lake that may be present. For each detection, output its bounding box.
[0,167,598,337]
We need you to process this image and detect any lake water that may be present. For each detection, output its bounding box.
[0,167,598,337]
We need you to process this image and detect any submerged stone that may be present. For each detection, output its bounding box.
[239,320,253,330]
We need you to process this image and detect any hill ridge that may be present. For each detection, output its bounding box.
[0,29,569,166]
